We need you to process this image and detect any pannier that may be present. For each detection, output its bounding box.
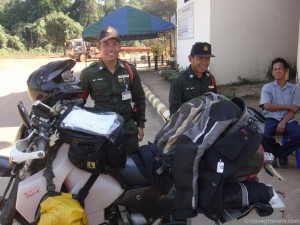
[58,106,126,173]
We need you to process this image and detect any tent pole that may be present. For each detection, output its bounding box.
[163,33,166,65]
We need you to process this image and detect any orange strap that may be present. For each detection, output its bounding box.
[124,61,134,84]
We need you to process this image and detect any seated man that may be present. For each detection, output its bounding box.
[259,58,300,167]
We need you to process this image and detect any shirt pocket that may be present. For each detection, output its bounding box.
[90,78,110,100]
[183,86,198,99]
[117,75,131,91]
[282,91,293,105]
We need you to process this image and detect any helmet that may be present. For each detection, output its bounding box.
[27,59,83,106]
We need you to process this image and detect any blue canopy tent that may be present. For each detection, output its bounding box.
[82,6,175,41]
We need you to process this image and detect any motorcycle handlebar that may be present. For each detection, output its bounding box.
[10,133,47,164]
[36,138,48,152]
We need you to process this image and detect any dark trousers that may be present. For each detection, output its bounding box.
[122,118,139,154]
[262,118,300,158]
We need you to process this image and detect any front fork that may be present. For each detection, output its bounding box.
[0,123,28,224]
[0,168,21,225]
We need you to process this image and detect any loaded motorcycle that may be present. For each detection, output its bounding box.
[0,59,281,225]
[0,59,180,225]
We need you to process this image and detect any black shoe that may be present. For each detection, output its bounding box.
[279,157,288,167]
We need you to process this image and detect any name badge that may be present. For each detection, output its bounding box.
[217,160,224,173]
[122,91,132,100]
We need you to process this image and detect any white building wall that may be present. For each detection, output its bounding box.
[176,0,300,84]
[298,17,300,84]
[176,0,211,70]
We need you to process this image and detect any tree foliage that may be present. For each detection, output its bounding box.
[44,12,83,50]
[68,0,103,28]
[0,25,7,48]
[0,0,176,52]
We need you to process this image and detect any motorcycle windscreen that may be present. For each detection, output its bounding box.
[59,106,124,143]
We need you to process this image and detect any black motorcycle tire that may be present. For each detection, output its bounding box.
[0,176,29,225]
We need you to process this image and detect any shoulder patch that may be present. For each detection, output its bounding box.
[88,61,98,67]
[81,61,98,73]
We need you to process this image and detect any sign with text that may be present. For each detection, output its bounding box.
[178,2,194,40]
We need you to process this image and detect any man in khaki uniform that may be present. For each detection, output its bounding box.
[80,26,146,154]
[169,42,217,115]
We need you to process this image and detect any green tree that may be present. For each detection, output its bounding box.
[26,0,73,22]
[44,12,83,52]
[115,0,126,9]
[6,35,25,51]
[0,0,29,30]
[69,0,104,28]
[103,0,116,15]
[0,25,8,48]
[126,0,143,10]
[78,0,102,28]
[142,0,176,21]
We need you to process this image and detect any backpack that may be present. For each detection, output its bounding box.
[153,93,266,221]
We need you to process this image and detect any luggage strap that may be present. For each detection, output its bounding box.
[43,140,99,207]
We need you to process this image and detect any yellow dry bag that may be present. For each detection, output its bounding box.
[36,192,89,225]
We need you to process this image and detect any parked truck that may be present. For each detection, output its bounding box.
[66,38,151,63]
[66,39,100,62]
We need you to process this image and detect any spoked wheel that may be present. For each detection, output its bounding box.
[0,199,29,225]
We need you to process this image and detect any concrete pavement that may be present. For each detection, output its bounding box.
[138,68,300,224]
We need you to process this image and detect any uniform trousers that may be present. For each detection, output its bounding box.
[122,118,139,154]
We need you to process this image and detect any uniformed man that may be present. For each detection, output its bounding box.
[79,26,146,154]
[169,42,217,115]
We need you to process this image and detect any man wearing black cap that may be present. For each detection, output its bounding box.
[80,26,146,154]
[169,42,217,115]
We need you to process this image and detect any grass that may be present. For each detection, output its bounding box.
[227,76,265,86]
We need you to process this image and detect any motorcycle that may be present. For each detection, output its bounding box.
[0,59,284,225]
[0,59,177,225]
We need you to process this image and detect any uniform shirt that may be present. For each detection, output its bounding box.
[80,59,146,128]
[169,65,217,115]
[259,80,300,122]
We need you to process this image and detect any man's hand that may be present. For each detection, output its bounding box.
[276,120,286,135]
[137,127,144,142]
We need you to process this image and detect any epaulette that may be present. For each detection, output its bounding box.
[81,61,98,73]
[88,61,98,68]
